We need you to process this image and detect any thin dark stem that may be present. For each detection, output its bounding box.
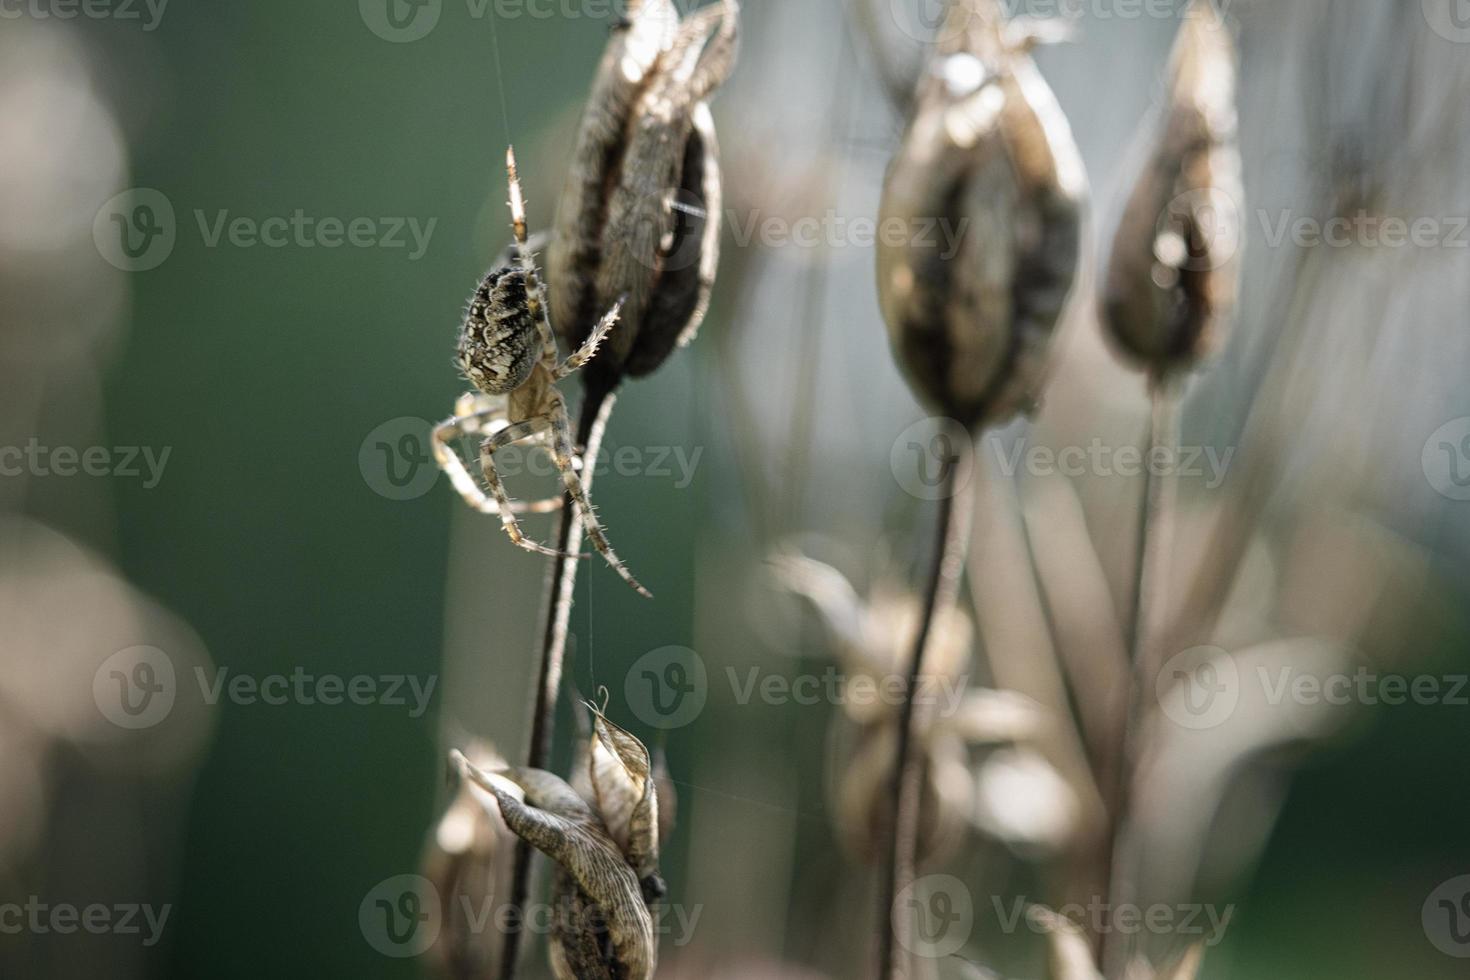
[877,450,973,980]
[1099,378,1180,975]
[498,376,619,980]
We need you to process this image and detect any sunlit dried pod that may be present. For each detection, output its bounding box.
[423,743,513,979]
[1101,3,1242,377]
[876,0,1086,432]
[453,709,664,980]
[548,0,738,385]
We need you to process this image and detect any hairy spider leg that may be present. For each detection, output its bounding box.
[432,407,564,516]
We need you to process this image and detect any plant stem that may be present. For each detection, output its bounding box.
[498,375,619,980]
[877,449,974,980]
[1099,377,1180,975]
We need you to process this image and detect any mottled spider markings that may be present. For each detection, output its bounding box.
[457,266,542,395]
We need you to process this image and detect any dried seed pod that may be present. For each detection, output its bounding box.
[548,0,738,385]
[876,0,1085,432]
[452,708,666,980]
[1101,3,1242,377]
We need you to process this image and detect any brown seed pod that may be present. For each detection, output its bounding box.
[452,708,666,980]
[548,0,738,385]
[876,0,1086,433]
[1101,2,1242,378]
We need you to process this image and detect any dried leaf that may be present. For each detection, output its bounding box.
[589,709,661,885]
[453,753,657,980]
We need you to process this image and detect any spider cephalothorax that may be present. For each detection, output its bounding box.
[458,265,544,395]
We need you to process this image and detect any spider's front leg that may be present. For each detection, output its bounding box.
[431,401,564,517]
[555,298,624,380]
[544,401,652,598]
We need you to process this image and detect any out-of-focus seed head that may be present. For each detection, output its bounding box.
[1101,3,1242,378]
[877,0,1086,433]
[548,0,738,385]
[424,743,513,979]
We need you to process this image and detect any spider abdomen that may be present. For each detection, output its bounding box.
[457,266,544,395]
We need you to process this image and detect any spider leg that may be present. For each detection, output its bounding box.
[555,297,624,380]
[505,146,559,357]
[479,419,586,560]
[432,408,563,516]
[547,404,652,598]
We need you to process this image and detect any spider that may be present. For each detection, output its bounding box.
[432,147,650,598]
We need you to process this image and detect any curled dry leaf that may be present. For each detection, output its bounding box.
[1039,905,1205,980]
[1102,1,1242,377]
[451,710,667,980]
[549,0,739,384]
[877,0,1085,431]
